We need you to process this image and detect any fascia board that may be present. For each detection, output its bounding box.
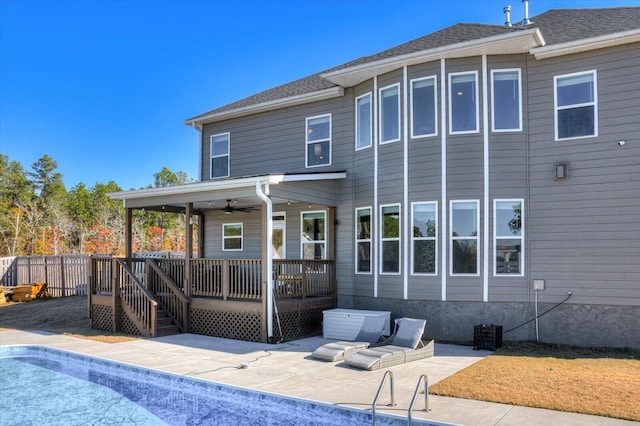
[184,86,344,126]
[321,28,544,87]
[108,176,275,201]
[107,172,346,203]
[531,29,640,60]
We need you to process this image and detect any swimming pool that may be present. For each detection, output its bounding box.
[0,345,436,425]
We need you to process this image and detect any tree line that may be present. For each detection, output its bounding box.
[0,154,194,257]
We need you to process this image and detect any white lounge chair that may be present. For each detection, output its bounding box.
[311,315,387,362]
[344,317,434,370]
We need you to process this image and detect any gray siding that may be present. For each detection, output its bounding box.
[526,43,640,306]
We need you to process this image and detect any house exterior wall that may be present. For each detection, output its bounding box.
[197,42,640,348]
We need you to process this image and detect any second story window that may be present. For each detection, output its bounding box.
[411,76,437,138]
[210,133,229,178]
[449,72,479,134]
[380,84,400,144]
[554,70,597,140]
[356,93,372,150]
[491,69,522,132]
[306,114,331,167]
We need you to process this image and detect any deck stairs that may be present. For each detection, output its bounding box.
[156,308,181,337]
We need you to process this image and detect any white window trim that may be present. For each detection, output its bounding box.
[222,222,243,251]
[379,83,401,144]
[448,71,479,135]
[491,68,522,132]
[355,92,372,151]
[305,113,332,168]
[410,75,438,139]
[493,198,525,277]
[210,132,230,179]
[355,206,372,275]
[300,210,327,259]
[380,203,401,275]
[553,69,598,141]
[411,201,438,276]
[449,200,480,276]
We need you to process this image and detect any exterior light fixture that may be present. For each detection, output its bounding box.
[555,162,569,180]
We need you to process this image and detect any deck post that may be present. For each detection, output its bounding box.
[112,259,122,332]
[184,202,192,332]
[125,208,133,259]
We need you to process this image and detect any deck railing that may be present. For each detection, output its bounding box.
[273,259,335,299]
[89,257,334,301]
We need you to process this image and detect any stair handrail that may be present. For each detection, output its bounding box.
[146,259,190,331]
[371,370,395,426]
[407,373,430,426]
[116,258,158,336]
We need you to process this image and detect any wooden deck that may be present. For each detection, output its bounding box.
[88,257,336,342]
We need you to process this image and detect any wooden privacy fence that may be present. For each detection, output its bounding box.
[0,255,89,297]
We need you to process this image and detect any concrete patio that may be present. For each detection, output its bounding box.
[0,330,635,426]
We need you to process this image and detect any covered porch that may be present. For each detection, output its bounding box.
[92,172,346,343]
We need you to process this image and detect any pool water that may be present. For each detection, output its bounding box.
[0,346,435,426]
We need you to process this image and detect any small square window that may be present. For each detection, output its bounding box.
[223,223,243,251]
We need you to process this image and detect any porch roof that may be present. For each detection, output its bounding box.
[108,171,347,212]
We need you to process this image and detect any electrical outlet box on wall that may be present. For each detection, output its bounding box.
[532,279,545,291]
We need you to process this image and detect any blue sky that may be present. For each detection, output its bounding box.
[2,0,637,190]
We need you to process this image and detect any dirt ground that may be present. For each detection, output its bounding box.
[0,295,138,343]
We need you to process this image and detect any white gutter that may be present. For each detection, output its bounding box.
[255,181,274,342]
[531,29,640,60]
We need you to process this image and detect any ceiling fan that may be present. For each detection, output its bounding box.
[221,200,257,214]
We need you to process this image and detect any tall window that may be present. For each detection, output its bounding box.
[494,199,523,276]
[379,84,400,144]
[355,207,371,273]
[380,204,400,274]
[554,70,598,140]
[491,69,522,132]
[449,72,478,134]
[222,223,242,251]
[210,133,229,178]
[411,76,437,138]
[356,93,372,150]
[301,211,325,259]
[412,202,437,275]
[450,200,479,275]
[306,114,331,167]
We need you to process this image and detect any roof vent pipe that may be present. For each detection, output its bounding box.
[521,0,531,25]
[503,5,512,26]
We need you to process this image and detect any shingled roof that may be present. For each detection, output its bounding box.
[186,7,640,125]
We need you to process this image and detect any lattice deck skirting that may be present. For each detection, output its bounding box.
[274,307,323,342]
[121,314,143,336]
[190,309,263,342]
[90,304,113,332]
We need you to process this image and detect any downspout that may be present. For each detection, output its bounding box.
[256,181,274,342]
[192,122,203,180]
